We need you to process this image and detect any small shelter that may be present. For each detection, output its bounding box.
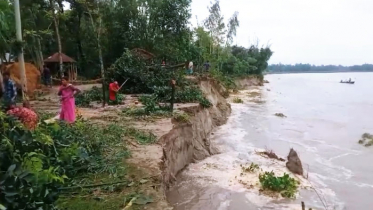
[44,52,77,81]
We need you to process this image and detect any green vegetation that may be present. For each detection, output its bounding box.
[241,163,260,173]
[173,112,191,123]
[358,133,373,147]
[1,0,273,208]
[269,64,373,73]
[75,86,103,107]
[75,87,125,107]
[259,171,299,198]
[0,110,158,209]
[233,97,244,103]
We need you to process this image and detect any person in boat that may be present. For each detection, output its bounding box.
[349,78,351,82]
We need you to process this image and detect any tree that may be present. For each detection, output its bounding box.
[226,12,239,46]
[204,0,226,55]
[49,0,63,77]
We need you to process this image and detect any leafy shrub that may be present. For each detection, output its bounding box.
[199,97,212,108]
[0,111,129,209]
[233,97,243,103]
[259,171,298,198]
[75,86,103,107]
[139,95,158,114]
[0,112,63,209]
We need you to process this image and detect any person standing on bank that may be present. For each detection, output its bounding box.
[204,60,210,72]
[109,81,120,105]
[2,71,17,109]
[58,76,80,123]
[187,60,194,74]
[43,65,52,87]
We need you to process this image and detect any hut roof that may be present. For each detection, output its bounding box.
[130,48,155,60]
[44,52,76,63]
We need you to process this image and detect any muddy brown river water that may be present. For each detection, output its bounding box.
[168,73,373,210]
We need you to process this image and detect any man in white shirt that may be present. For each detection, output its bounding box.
[187,61,193,74]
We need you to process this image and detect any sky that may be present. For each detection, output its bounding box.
[191,0,373,65]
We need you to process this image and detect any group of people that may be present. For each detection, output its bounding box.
[1,59,212,128]
[1,69,82,128]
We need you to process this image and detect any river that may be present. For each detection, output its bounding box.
[167,73,373,210]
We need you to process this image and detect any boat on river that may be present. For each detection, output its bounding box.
[340,80,355,84]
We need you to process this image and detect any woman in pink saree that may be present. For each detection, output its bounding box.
[58,76,81,123]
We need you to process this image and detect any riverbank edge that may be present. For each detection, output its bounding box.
[158,76,263,204]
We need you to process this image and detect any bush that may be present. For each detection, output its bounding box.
[259,171,298,198]
[0,111,128,209]
[75,86,103,107]
[199,97,212,108]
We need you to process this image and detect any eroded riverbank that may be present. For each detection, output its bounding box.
[167,73,373,210]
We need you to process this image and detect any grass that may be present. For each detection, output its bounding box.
[126,127,157,145]
[172,112,190,123]
[241,163,260,173]
[259,171,299,198]
[232,97,244,103]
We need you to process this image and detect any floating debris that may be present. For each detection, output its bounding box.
[232,97,244,103]
[358,133,373,147]
[256,149,285,162]
[275,113,287,118]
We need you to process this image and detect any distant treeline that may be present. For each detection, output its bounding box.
[268,64,373,73]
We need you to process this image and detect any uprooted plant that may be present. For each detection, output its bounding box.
[275,113,287,118]
[241,163,260,173]
[259,171,299,198]
[233,97,244,103]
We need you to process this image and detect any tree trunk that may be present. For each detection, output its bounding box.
[50,0,63,78]
[88,6,106,107]
[76,13,85,72]
[36,37,44,70]
[97,17,106,107]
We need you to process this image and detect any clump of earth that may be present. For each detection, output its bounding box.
[358,133,373,147]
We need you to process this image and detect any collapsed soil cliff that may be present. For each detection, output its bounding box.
[160,77,231,186]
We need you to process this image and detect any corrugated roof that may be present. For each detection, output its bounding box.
[44,52,76,63]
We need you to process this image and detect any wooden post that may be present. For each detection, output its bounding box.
[301,201,305,210]
[170,79,176,112]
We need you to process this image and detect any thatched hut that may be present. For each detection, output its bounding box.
[1,62,41,96]
[44,52,77,81]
